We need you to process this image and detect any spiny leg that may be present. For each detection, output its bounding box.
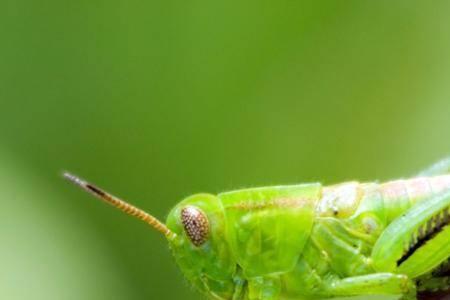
[371,190,450,279]
[418,157,450,176]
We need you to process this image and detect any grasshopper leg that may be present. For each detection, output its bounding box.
[418,157,450,176]
[323,273,415,299]
[232,274,247,300]
[371,190,450,279]
[247,276,281,300]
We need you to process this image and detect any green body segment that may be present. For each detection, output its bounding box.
[166,160,450,300]
[219,184,320,278]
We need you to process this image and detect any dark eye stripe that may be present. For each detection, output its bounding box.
[181,206,210,247]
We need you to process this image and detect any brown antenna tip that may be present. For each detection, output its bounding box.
[63,172,176,240]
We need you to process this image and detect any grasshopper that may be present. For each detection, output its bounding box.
[64,158,450,300]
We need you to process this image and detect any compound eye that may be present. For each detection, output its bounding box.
[181,206,210,247]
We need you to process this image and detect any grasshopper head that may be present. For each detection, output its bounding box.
[166,194,237,299]
[63,174,239,299]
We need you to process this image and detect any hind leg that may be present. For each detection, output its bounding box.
[418,158,450,176]
[372,191,450,278]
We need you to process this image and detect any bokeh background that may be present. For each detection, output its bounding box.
[2,1,450,299]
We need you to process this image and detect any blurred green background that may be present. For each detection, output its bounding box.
[2,1,450,299]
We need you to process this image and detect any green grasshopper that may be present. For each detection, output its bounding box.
[63,159,450,300]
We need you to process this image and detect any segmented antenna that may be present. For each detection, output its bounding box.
[63,172,176,240]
